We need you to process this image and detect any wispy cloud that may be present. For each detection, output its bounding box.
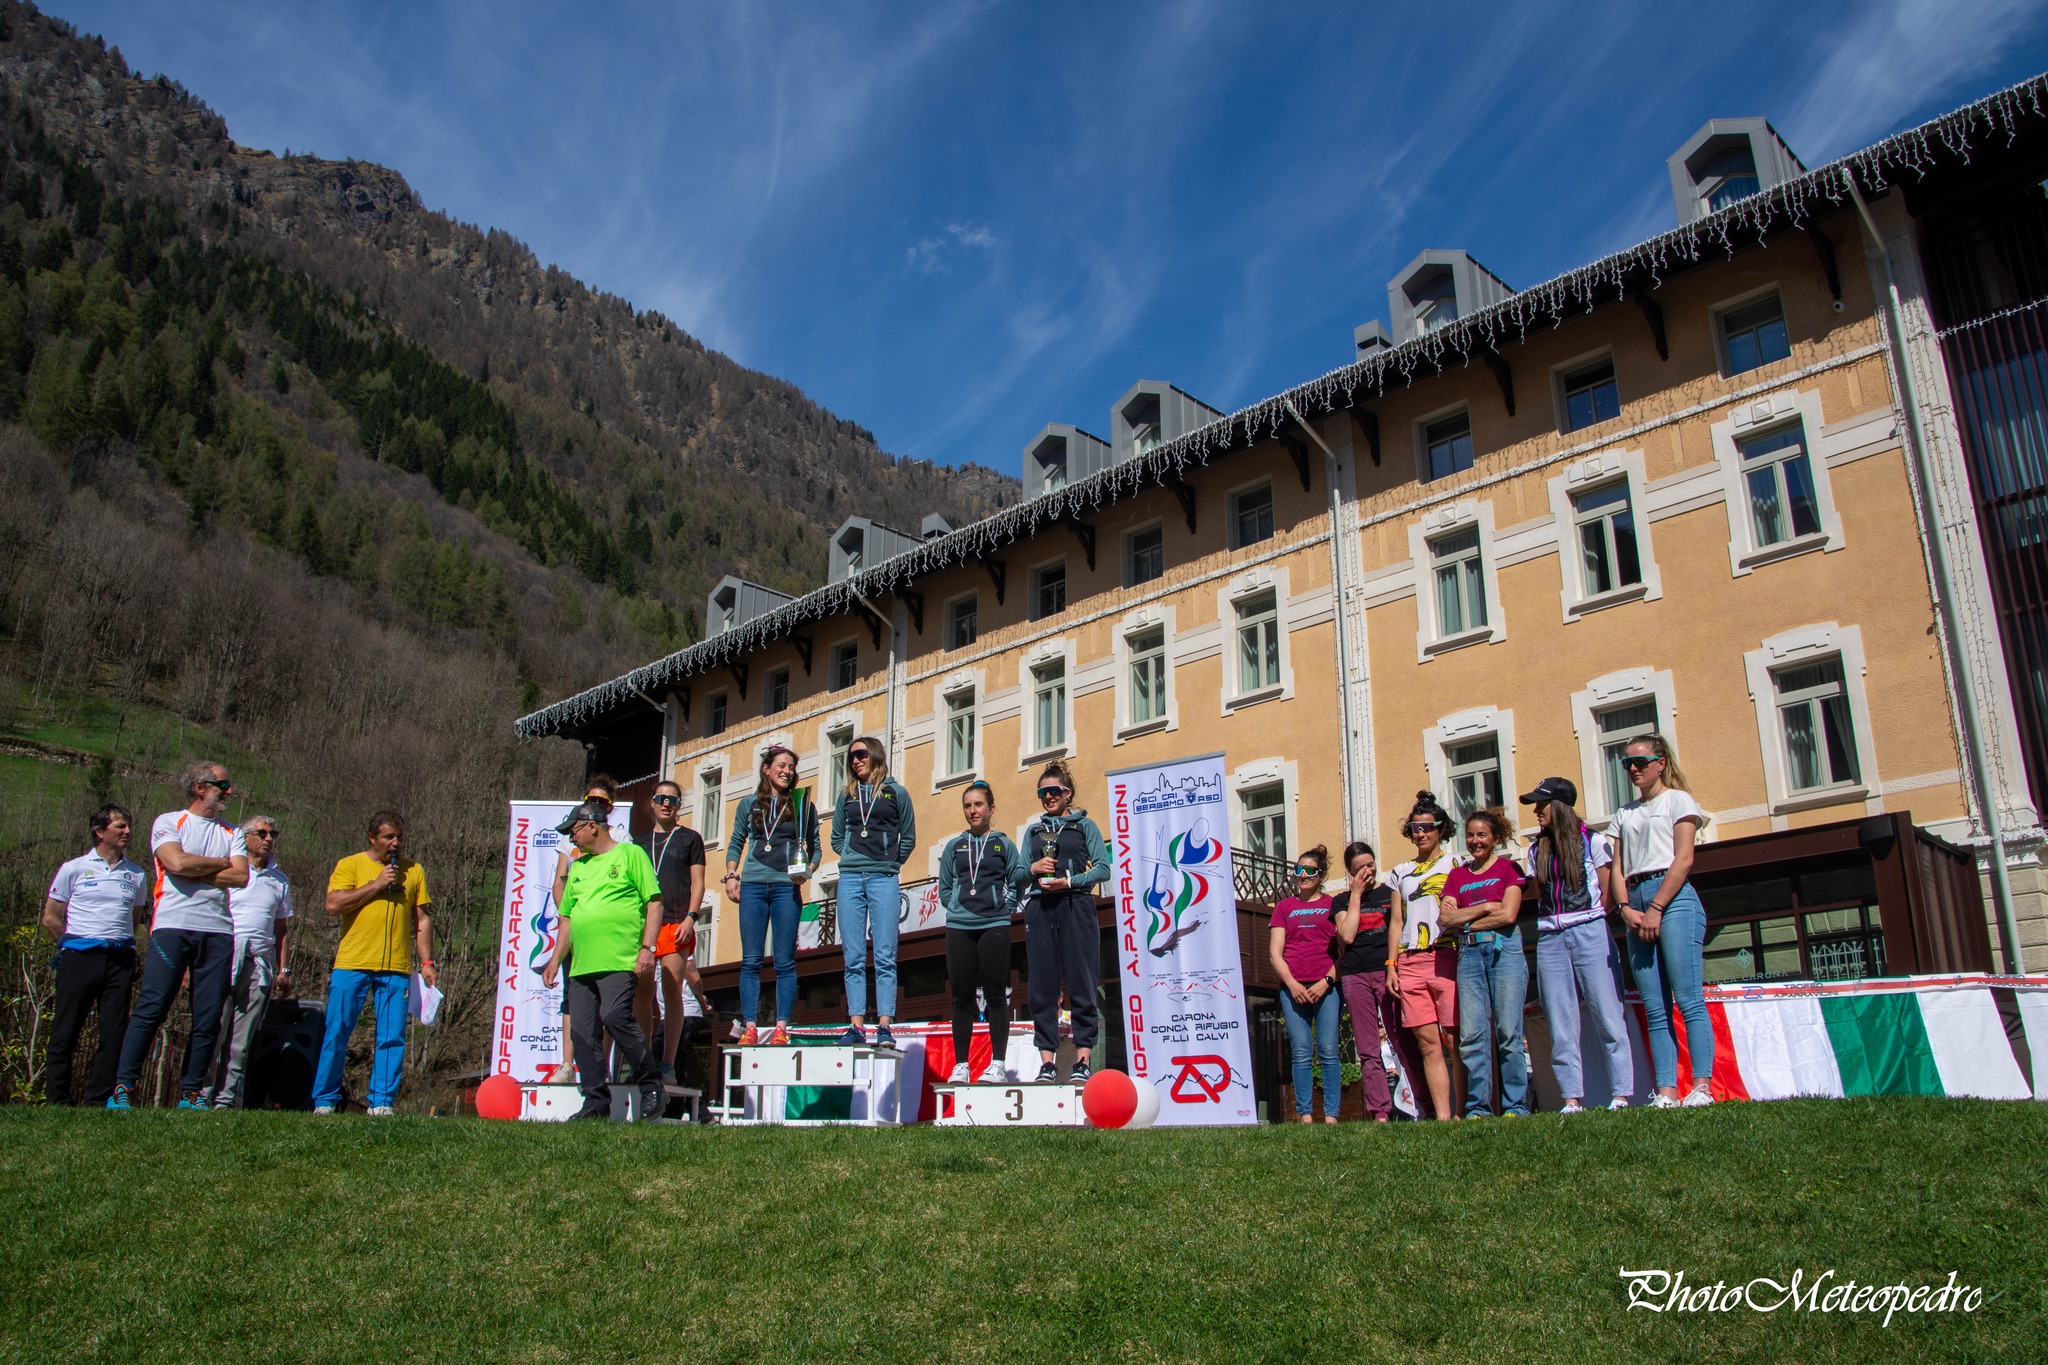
[906,222,997,274]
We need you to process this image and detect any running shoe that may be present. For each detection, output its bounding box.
[176,1091,208,1111]
[737,1024,760,1046]
[1034,1061,1059,1083]
[766,1023,790,1046]
[568,1100,610,1121]
[313,1104,336,1115]
[1681,1087,1715,1108]
[838,1025,865,1045]
[875,1025,896,1050]
[1068,1060,1090,1084]
[982,1058,1008,1082]
[367,1106,396,1117]
[1608,1097,1630,1111]
[1649,1092,1681,1110]
[946,1062,971,1085]
[638,1081,667,1122]
[106,1085,132,1111]
[1559,1099,1585,1115]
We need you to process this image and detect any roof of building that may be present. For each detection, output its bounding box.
[517,72,2048,741]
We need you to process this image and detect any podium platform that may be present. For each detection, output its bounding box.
[718,1044,906,1126]
[933,1081,1083,1127]
[520,1081,702,1123]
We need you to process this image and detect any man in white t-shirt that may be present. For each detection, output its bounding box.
[203,814,293,1110]
[41,804,150,1105]
[110,760,250,1111]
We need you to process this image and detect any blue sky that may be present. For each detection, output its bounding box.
[47,0,2048,474]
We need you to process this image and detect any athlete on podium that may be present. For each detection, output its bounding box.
[1017,760,1110,1084]
[936,780,1023,1084]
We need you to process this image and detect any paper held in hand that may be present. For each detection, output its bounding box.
[410,973,443,1026]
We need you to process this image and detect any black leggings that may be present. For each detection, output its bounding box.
[946,926,1012,1063]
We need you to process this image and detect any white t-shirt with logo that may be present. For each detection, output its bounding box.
[230,860,293,951]
[47,850,149,941]
[150,810,246,935]
[1611,789,1706,878]
[1392,851,1458,952]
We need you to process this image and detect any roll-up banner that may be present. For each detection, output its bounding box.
[1105,752,1258,1125]
[491,800,634,1081]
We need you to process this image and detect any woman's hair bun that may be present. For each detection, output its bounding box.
[1415,789,1437,803]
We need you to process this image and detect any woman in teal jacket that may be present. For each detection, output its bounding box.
[1015,759,1110,1083]
[936,780,1024,1083]
[720,746,821,1046]
[828,737,915,1048]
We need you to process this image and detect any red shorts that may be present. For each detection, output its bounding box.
[655,920,696,959]
[1396,946,1458,1029]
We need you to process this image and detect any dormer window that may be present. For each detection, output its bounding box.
[1036,439,1068,491]
[1698,142,1760,211]
[1409,267,1458,332]
[1122,392,1164,455]
[713,586,737,634]
[836,527,864,578]
[1669,121,1803,225]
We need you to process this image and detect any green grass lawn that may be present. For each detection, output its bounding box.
[0,1099,2040,1362]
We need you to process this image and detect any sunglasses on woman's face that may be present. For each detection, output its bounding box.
[651,795,679,806]
[1292,865,1321,878]
[1037,786,1067,800]
[849,750,871,762]
[1406,821,1438,835]
[1621,755,1661,772]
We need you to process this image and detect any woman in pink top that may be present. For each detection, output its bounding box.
[1267,845,1344,1123]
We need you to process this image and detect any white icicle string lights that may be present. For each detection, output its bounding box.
[516,70,2048,739]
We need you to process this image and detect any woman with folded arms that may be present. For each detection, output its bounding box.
[1612,733,1714,1108]
[1334,841,1399,1122]
[1438,808,1530,1119]
[936,781,1024,1084]
[1520,776,1634,1113]
[1387,791,1460,1121]
[1269,845,1344,1124]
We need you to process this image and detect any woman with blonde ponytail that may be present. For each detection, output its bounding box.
[1611,733,1714,1108]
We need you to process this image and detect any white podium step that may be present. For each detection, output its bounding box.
[721,1045,906,1126]
[933,1082,1083,1127]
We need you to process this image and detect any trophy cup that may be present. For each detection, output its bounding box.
[786,786,810,881]
[1037,828,1060,889]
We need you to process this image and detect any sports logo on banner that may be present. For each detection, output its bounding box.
[1107,752,1257,1126]
[492,800,632,1080]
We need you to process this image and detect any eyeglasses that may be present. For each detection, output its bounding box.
[849,749,871,762]
[1037,786,1067,800]
[1621,755,1662,772]
[651,795,679,806]
[1291,865,1321,878]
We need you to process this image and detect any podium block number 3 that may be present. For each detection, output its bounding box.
[1006,1089,1023,1121]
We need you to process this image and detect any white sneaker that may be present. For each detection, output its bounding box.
[983,1059,1009,1082]
[1681,1087,1715,1108]
[1608,1097,1629,1111]
[1649,1093,1681,1110]
[1559,1099,1584,1115]
[367,1105,396,1117]
[946,1063,970,1085]
[313,1104,336,1115]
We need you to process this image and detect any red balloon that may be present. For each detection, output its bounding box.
[1082,1069,1139,1129]
[475,1074,523,1121]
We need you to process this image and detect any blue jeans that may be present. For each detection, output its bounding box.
[1279,988,1343,1117]
[1536,918,1634,1104]
[739,880,800,1024]
[1626,878,1714,1089]
[836,871,901,1019]
[313,969,410,1108]
[1456,931,1530,1116]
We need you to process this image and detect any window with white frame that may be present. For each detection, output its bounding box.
[704,692,728,737]
[1240,783,1287,859]
[1446,736,1503,824]
[1430,527,1488,637]
[1230,484,1274,549]
[1126,524,1164,586]
[829,640,858,691]
[1596,699,1659,814]
[947,594,978,649]
[825,727,853,801]
[1422,410,1474,482]
[1740,422,1821,549]
[1234,590,1281,695]
[1773,657,1862,793]
[1721,292,1790,375]
[764,667,790,716]
[1031,658,1067,754]
[1560,356,1620,432]
[944,688,977,776]
[1573,482,1643,597]
[1033,561,1066,620]
[694,902,715,969]
[697,769,724,847]
[1127,626,1168,726]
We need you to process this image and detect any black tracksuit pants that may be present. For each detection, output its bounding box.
[1024,891,1099,1053]
[946,926,1012,1063]
[47,945,136,1104]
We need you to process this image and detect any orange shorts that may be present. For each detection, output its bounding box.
[1396,946,1458,1030]
[655,920,696,959]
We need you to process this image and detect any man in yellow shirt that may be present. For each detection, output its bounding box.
[312,810,435,1116]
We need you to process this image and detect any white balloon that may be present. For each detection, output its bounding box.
[1128,1078,1160,1128]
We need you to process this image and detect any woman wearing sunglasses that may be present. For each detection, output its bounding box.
[542,773,618,1083]
[721,746,820,1047]
[1521,776,1633,1114]
[1335,841,1400,1122]
[1387,791,1460,1120]
[1017,759,1110,1084]
[1268,845,1343,1123]
[829,737,917,1049]
[1611,733,1714,1108]
[1438,809,1530,1119]
[936,780,1024,1083]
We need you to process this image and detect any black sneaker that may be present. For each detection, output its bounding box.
[638,1081,667,1123]
[1034,1061,1059,1083]
[568,1099,611,1121]
[1069,1060,1091,1084]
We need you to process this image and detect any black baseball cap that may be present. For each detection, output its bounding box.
[555,799,609,835]
[1519,776,1577,806]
